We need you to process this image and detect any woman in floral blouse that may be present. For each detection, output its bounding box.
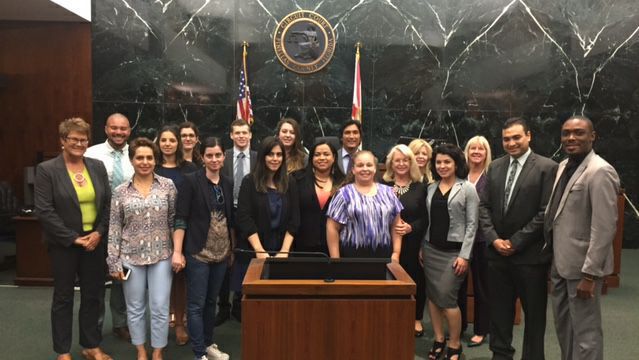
[107,137,177,360]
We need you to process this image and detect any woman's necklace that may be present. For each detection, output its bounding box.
[73,171,86,187]
[67,163,86,187]
[393,181,412,197]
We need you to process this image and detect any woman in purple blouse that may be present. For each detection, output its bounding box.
[326,150,403,260]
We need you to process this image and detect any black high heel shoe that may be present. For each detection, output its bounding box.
[445,345,463,360]
[415,328,424,337]
[428,340,446,360]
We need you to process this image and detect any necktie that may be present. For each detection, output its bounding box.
[345,153,353,173]
[234,152,245,203]
[503,160,518,212]
[112,150,124,190]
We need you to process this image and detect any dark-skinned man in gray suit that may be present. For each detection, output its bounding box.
[545,116,619,360]
[479,117,557,360]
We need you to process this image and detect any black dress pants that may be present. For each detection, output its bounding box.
[487,260,548,360]
[49,242,105,354]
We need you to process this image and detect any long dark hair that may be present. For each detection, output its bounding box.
[303,140,345,194]
[155,125,186,167]
[431,143,469,180]
[179,121,203,166]
[253,136,288,193]
[276,117,306,173]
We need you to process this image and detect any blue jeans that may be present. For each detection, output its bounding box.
[185,254,227,357]
[121,258,173,348]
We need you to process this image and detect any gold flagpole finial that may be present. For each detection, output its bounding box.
[354,42,362,55]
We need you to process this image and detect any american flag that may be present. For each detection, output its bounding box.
[351,44,362,122]
[236,45,254,125]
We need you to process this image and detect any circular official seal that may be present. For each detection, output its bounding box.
[273,10,336,74]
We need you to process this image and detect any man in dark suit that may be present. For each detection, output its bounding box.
[216,119,257,325]
[545,116,619,360]
[478,117,557,360]
[336,119,362,176]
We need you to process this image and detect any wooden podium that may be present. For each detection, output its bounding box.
[241,258,416,360]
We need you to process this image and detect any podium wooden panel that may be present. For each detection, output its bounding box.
[241,259,415,360]
[14,216,53,286]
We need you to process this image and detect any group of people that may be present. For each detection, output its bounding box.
[34,112,620,360]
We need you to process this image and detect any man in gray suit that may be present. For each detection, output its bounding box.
[479,117,557,360]
[216,119,257,325]
[336,119,362,176]
[545,116,620,360]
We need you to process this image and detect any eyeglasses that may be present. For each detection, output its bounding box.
[65,137,89,145]
[213,185,224,205]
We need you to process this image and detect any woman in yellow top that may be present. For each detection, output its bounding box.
[35,118,112,360]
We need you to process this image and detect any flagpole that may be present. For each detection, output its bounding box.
[242,41,249,85]
[352,42,362,123]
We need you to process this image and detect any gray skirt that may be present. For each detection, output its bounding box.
[423,242,465,309]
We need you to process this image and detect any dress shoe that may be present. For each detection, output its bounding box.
[175,324,189,345]
[81,348,113,360]
[113,326,131,341]
[56,354,72,360]
[414,329,424,337]
[215,311,230,326]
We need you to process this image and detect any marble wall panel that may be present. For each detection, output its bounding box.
[92,0,639,245]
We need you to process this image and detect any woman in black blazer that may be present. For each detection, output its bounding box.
[292,140,345,255]
[34,118,112,360]
[173,137,234,360]
[232,136,299,290]
[382,144,428,337]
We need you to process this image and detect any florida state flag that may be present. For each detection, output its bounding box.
[351,44,362,122]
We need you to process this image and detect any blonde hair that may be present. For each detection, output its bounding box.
[464,135,492,172]
[408,138,434,183]
[59,117,91,140]
[383,144,423,183]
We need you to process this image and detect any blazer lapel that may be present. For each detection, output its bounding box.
[84,159,103,211]
[507,153,535,210]
[554,152,593,220]
[447,179,463,203]
[196,170,214,213]
[55,156,81,211]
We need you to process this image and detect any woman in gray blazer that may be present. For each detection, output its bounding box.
[35,118,112,360]
[422,143,478,360]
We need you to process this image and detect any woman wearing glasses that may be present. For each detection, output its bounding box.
[173,137,234,360]
[35,118,112,360]
[179,121,203,167]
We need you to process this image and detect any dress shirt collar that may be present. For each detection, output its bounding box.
[510,148,531,167]
[104,140,128,155]
[233,146,250,158]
